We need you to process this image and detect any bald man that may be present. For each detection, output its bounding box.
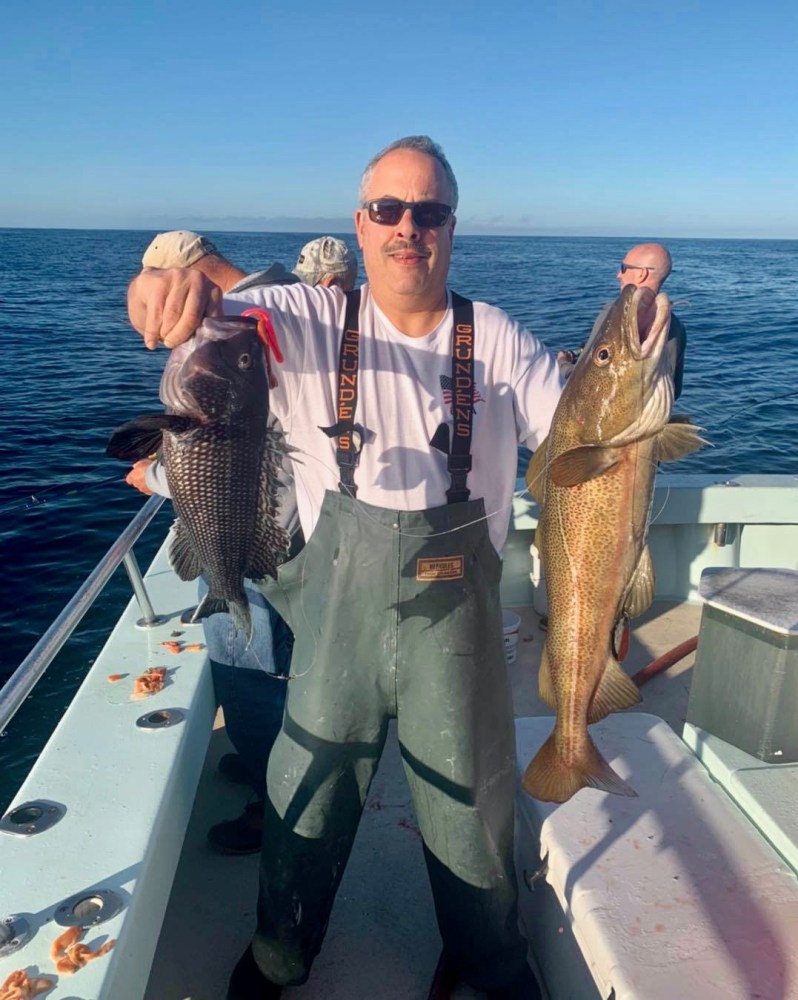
[616,242,686,398]
[558,242,686,398]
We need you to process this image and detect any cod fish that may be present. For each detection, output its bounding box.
[107,315,291,639]
[522,286,704,803]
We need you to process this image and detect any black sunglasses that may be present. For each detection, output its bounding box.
[620,262,649,274]
[364,198,453,228]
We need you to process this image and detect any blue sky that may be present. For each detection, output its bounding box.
[2,1,796,237]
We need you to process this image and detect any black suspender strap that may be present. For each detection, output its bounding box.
[320,289,364,497]
[428,292,476,505]
[445,292,475,504]
[324,289,475,504]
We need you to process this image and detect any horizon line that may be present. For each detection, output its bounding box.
[1,224,796,242]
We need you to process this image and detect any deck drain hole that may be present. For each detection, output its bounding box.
[72,896,104,921]
[9,805,42,824]
[55,889,124,928]
[136,708,184,730]
[0,915,32,957]
[0,800,65,837]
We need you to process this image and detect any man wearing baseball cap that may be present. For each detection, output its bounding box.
[141,230,220,269]
[141,230,357,294]
[292,235,357,290]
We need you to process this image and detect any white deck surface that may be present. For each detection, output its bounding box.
[0,549,215,1000]
[516,713,798,1000]
[144,600,702,1000]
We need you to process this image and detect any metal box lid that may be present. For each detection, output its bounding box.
[699,567,798,636]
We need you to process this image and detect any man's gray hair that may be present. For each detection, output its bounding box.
[358,135,459,211]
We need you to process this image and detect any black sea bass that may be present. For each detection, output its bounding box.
[107,315,290,638]
[522,286,704,803]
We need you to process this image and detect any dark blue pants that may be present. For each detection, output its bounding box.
[202,581,293,798]
[210,660,288,798]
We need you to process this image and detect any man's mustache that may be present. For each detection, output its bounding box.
[384,241,431,258]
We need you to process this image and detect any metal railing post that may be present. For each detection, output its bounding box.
[0,496,166,735]
[122,550,166,628]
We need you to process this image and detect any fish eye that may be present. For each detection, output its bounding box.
[237,352,253,370]
[593,344,612,366]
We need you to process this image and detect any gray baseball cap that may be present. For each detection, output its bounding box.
[292,237,357,285]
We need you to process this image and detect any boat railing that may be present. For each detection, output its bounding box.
[0,495,166,735]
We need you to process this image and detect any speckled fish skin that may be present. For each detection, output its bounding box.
[522,286,704,803]
[107,316,290,638]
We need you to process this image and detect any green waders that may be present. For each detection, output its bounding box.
[252,291,527,990]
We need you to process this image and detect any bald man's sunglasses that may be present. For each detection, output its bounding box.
[620,262,650,273]
[365,199,453,228]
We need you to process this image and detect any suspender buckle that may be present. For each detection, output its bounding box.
[336,447,360,468]
[447,455,472,473]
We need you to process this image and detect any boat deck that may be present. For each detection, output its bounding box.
[144,599,702,1000]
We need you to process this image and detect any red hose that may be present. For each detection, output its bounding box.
[632,635,698,688]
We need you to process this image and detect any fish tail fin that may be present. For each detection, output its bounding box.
[229,600,253,641]
[191,593,230,623]
[192,594,253,641]
[522,730,637,804]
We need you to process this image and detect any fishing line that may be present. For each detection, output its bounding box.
[710,388,798,428]
[0,471,126,517]
[287,440,529,541]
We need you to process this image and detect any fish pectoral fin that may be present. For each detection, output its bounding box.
[624,546,655,618]
[525,438,548,504]
[522,729,637,803]
[655,420,707,463]
[105,414,197,461]
[549,446,622,487]
[587,656,641,724]
[538,644,556,708]
[168,520,204,581]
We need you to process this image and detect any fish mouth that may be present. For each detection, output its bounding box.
[629,288,671,361]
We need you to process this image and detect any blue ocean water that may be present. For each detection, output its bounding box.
[1,228,796,808]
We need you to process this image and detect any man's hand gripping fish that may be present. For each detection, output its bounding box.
[523,285,704,803]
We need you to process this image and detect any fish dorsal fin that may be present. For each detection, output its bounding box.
[168,519,204,582]
[525,438,548,505]
[247,429,293,582]
[550,446,622,487]
[587,655,641,724]
[624,545,655,618]
[106,414,197,461]
[538,643,556,708]
[655,420,707,463]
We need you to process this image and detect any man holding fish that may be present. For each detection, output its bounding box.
[125,135,693,999]
[125,231,359,857]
